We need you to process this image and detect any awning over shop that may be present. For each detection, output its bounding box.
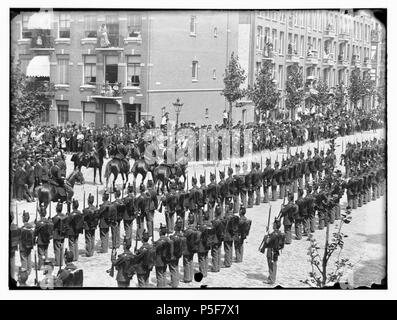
[27,11,54,30]
[26,55,50,77]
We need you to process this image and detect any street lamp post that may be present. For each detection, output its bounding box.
[173,98,184,129]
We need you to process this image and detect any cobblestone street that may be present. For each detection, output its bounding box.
[12,129,386,288]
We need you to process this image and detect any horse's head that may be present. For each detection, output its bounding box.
[68,169,85,186]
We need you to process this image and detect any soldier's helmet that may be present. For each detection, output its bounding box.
[255,162,260,169]
[239,205,246,215]
[159,223,167,235]
[114,188,121,198]
[140,184,146,192]
[127,184,134,193]
[228,167,233,175]
[22,210,30,222]
[219,170,225,179]
[298,188,304,197]
[188,212,195,224]
[314,148,319,154]
[266,158,271,166]
[235,164,240,170]
[274,160,279,167]
[64,249,74,263]
[56,201,63,213]
[307,150,312,156]
[273,218,281,229]
[192,176,197,185]
[102,192,109,201]
[72,199,79,209]
[175,217,183,231]
[215,205,222,217]
[199,175,205,184]
[142,231,150,242]
[288,193,294,202]
[123,237,132,248]
[210,172,216,181]
[88,193,95,204]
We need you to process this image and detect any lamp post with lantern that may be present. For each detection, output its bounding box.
[173,98,184,129]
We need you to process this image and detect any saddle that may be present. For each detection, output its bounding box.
[113,158,130,173]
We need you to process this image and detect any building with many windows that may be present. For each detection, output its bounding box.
[11,10,384,127]
[238,9,383,118]
[11,10,238,127]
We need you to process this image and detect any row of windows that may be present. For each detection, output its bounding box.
[21,13,143,40]
[258,11,373,43]
[189,15,218,38]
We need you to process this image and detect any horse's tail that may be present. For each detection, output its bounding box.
[37,186,51,206]
[105,160,119,179]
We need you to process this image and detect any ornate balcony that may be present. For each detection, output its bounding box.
[337,56,349,68]
[306,50,318,65]
[286,53,300,64]
[322,55,335,67]
[262,49,276,62]
[362,57,371,70]
[95,34,124,52]
[91,82,123,100]
[338,33,351,43]
[323,25,336,39]
[351,55,361,68]
[30,30,55,52]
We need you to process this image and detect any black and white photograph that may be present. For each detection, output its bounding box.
[6,3,388,292]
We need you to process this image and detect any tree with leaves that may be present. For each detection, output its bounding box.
[361,72,376,110]
[247,60,280,122]
[301,208,353,288]
[347,67,363,110]
[334,82,348,112]
[221,52,246,128]
[285,65,304,120]
[10,56,54,138]
[312,79,332,114]
[376,84,385,108]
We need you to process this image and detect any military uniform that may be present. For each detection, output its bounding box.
[111,193,126,249]
[112,244,135,288]
[262,160,273,203]
[279,199,298,244]
[210,208,224,272]
[34,215,53,269]
[272,162,281,201]
[253,163,262,205]
[168,224,184,288]
[134,241,153,288]
[19,218,35,274]
[82,198,99,257]
[122,188,136,241]
[67,204,84,261]
[154,229,170,288]
[222,213,239,267]
[98,196,111,253]
[197,222,211,277]
[182,220,196,283]
[52,206,67,266]
[265,225,282,285]
[295,191,306,239]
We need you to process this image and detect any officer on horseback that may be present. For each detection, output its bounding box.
[110,138,129,173]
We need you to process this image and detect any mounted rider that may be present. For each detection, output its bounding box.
[109,137,130,173]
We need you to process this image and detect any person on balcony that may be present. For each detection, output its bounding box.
[98,24,110,48]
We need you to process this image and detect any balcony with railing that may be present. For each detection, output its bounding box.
[262,43,276,62]
[337,54,349,68]
[324,24,336,39]
[371,30,380,43]
[286,51,300,64]
[306,49,318,65]
[322,53,335,67]
[91,82,123,99]
[351,54,361,68]
[96,32,124,51]
[30,30,55,51]
[362,57,371,70]
[338,32,351,42]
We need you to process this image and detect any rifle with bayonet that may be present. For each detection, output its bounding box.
[258,205,272,253]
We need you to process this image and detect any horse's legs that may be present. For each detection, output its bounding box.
[93,167,96,184]
[124,171,129,190]
[112,172,118,193]
[99,165,103,184]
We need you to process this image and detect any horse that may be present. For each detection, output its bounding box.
[35,169,85,213]
[104,158,130,192]
[152,163,187,193]
[71,151,104,184]
[131,159,156,186]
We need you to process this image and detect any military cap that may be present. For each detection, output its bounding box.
[307,150,312,155]
[298,188,304,196]
[255,162,260,169]
[215,205,222,216]
[188,212,195,224]
[147,180,154,188]
[124,237,132,248]
[139,184,146,192]
[191,176,197,185]
[273,218,281,229]
[219,171,225,179]
[199,174,205,184]
[72,199,79,209]
[274,160,279,166]
[266,158,271,165]
[102,192,109,201]
[175,217,183,228]
[159,223,167,235]
[142,231,150,242]
[22,210,30,221]
[64,249,74,262]
[88,193,95,204]
[228,167,233,174]
[210,172,216,181]
[127,184,134,193]
[44,259,54,267]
